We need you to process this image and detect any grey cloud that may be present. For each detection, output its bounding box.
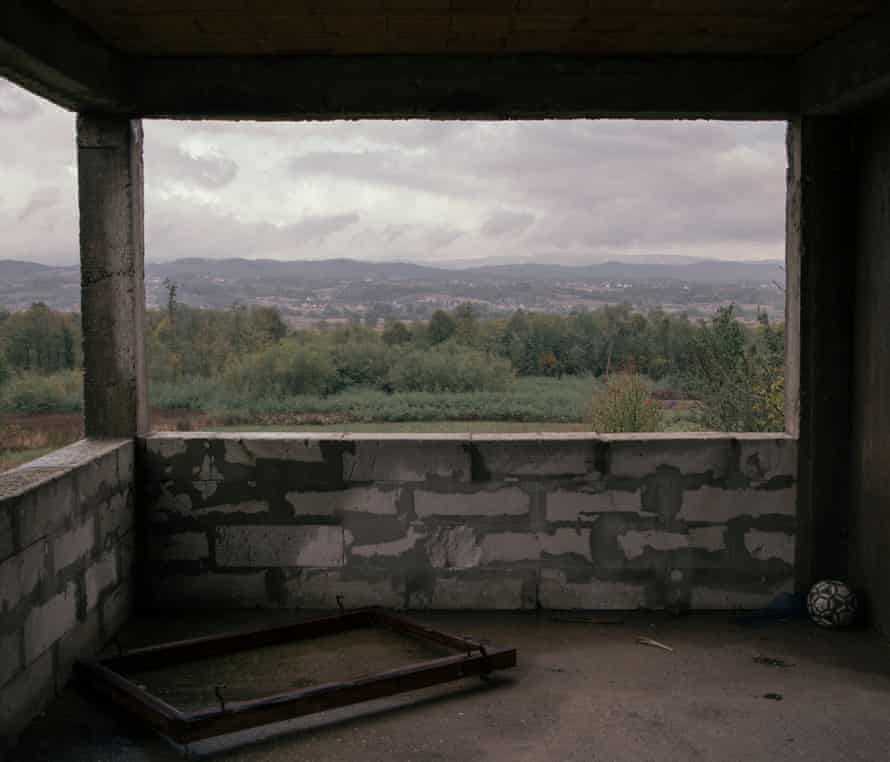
[282,119,782,254]
[287,148,474,198]
[1,75,785,266]
[424,227,465,251]
[146,142,239,190]
[146,202,360,260]
[18,188,60,223]
[286,212,360,242]
[0,81,40,120]
[175,148,238,189]
[481,210,535,237]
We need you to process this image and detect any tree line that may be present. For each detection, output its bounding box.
[0,297,784,431]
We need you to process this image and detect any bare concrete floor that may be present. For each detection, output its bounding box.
[10,610,890,762]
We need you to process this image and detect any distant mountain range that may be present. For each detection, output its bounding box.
[0,256,785,318]
[140,256,783,284]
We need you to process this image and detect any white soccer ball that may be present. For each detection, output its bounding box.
[807,580,858,628]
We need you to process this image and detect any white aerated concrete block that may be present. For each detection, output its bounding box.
[350,527,424,559]
[57,609,101,688]
[414,488,530,517]
[287,487,400,517]
[679,486,795,522]
[216,525,347,567]
[538,569,647,610]
[53,516,96,571]
[23,581,77,664]
[419,575,527,610]
[606,436,731,479]
[102,582,131,635]
[85,551,118,611]
[18,477,77,547]
[150,572,269,608]
[473,440,596,477]
[617,527,727,560]
[285,570,405,609]
[99,490,132,543]
[479,529,592,563]
[226,436,327,464]
[744,529,795,564]
[343,441,470,482]
[546,488,644,522]
[736,435,797,481]
[0,631,21,687]
[0,509,13,562]
[144,436,187,458]
[0,539,48,613]
[427,526,481,569]
[149,532,209,562]
[0,649,54,738]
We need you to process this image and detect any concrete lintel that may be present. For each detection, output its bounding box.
[0,1,131,113]
[800,8,890,115]
[136,54,797,120]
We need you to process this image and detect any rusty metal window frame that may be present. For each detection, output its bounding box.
[75,607,517,744]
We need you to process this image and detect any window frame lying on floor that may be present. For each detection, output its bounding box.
[75,607,517,744]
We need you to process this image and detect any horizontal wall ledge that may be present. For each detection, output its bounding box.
[142,431,795,444]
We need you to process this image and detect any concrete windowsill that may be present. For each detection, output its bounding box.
[0,439,131,502]
[142,431,796,443]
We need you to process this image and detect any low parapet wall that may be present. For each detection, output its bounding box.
[0,439,134,744]
[138,433,796,612]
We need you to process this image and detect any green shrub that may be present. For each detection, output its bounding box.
[224,340,340,398]
[588,373,663,433]
[386,346,514,393]
[0,370,83,414]
[149,377,220,411]
[685,307,784,432]
[332,342,392,387]
[381,320,412,346]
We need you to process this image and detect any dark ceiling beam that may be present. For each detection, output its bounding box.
[800,9,890,115]
[137,55,797,120]
[0,0,131,112]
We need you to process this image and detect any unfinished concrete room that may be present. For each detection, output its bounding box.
[1,2,890,760]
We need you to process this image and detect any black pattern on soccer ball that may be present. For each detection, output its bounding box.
[807,580,858,627]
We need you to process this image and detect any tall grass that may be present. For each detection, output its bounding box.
[149,375,597,424]
[0,370,83,414]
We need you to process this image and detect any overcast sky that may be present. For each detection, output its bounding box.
[1,77,786,267]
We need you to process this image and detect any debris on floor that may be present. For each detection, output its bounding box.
[753,655,794,668]
[635,636,674,653]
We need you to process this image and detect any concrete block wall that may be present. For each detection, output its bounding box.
[0,439,134,745]
[139,433,796,612]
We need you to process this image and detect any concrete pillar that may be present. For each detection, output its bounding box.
[785,118,857,588]
[848,109,890,635]
[77,115,148,438]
